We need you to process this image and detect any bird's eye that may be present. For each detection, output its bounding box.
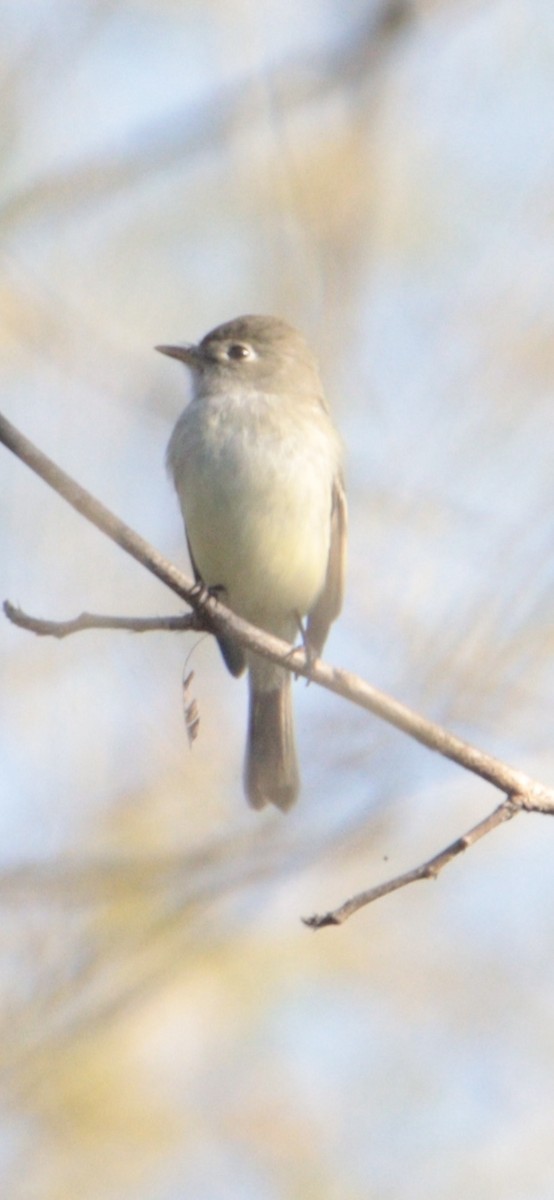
[227,342,252,360]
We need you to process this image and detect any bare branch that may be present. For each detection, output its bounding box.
[3,601,199,639]
[2,409,554,820]
[304,794,523,928]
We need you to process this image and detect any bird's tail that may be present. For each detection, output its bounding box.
[245,671,299,811]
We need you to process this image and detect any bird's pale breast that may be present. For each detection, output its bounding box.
[168,388,340,638]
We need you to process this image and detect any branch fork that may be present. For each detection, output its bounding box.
[2,409,553,926]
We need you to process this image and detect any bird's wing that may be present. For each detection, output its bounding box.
[306,473,348,659]
[186,531,246,678]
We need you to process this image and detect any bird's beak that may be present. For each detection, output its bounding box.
[155,343,199,365]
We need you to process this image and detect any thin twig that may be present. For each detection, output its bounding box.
[304,794,523,928]
[2,409,554,819]
[4,602,198,639]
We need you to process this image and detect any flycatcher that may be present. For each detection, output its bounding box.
[158,315,347,811]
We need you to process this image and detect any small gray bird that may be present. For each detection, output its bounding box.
[158,315,347,811]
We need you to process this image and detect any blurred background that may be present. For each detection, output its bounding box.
[2,0,554,1196]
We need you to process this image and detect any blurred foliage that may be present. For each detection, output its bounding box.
[2,1,554,1197]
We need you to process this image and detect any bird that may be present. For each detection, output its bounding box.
[158,314,346,811]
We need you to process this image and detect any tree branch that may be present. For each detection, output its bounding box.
[2,409,553,812]
[3,602,198,639]
[3,408,554,926]
[304,794,523,927]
